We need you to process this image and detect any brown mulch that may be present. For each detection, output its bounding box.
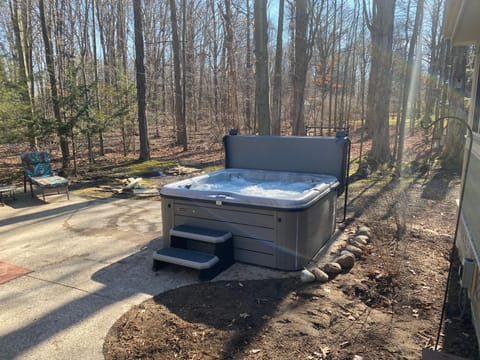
[103,168,479,360]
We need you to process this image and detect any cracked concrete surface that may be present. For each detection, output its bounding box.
[0,191,291,359]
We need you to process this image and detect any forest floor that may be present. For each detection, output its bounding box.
[0,126,478,359]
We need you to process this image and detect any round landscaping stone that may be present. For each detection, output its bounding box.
[346,245,363,257]
[335,253,355,269]
[353,235,369,245]
[349,238,366,250]
[311,268,329,282]
[356,225,371,237]
[300,269,316,283]
[322,262,342,274]
[340,249,355,257]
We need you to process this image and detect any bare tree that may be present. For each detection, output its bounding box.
[363,0,396,165]
[271,0,284,135]
[39,0,69,168]
[223,0,240,130]
[254,0,270,135]
[395,0,423,175]
[243,0,253,133]
[291,0,308,135]
[170,0,187,149]
[133,0,150,161]
[291,0,321,135]
[423,0,444,142]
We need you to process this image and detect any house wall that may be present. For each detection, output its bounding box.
[456,47,480,344]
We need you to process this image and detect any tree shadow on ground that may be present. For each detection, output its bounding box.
[346,175,398,221]
[421,170,457,201]
[150,278,298,359]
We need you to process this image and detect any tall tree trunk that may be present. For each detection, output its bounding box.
[39,0,69,168]
[271,0,284,135]
[358,14,367,169]
[210,0,220,130]
[334,0,343,127]
[170,0,187,149]
[244,0,253,133]
[133,0,150,161]
[423,0,443,144]
[328,0,336,130]
[254,0,270,135]
[186,1,196,131]
[395,0,423,176]
[364,0,396,165]
[224,0,239,130]
[91,0,104,156]
[291,0,308,135]
[393,0,411,163]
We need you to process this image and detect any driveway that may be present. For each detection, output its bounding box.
[0,191,286,359]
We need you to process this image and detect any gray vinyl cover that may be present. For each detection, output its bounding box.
[223,135,348,193]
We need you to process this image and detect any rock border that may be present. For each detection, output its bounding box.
[300,224,372,283]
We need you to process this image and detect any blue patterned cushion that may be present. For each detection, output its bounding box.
[21,152,53,177]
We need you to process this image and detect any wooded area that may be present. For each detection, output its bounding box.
[0,0,471,173]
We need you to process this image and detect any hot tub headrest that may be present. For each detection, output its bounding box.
[223,135,349,194]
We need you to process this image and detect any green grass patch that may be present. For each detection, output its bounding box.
[72,187,112,199]
[86,159,177,179]
[124,160,176,175]
[137,178,159,188]
[202,164,224,173]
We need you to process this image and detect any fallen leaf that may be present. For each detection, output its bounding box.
[320,346,331,356]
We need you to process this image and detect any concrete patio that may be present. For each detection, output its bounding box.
[0,191,289,359]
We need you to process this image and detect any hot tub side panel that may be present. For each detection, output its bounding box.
[274,191,336,270]
[160,193,336,271]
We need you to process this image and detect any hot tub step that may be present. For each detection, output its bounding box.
[170,225,232,243]
[153,247,219,270]
[153,225,235,280]
[153,245,233,281]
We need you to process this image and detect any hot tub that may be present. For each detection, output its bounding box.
[162,169,339,209]
[160,134,349,271]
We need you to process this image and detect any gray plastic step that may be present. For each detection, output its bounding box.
[153,247,219,270]
[170,225,232,244]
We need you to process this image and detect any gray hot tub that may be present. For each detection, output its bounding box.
[160,134,349,271]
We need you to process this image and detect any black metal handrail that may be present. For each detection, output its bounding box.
[306,126,351,223]
[305,126,349,137]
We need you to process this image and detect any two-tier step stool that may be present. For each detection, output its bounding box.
[152,225,234,280]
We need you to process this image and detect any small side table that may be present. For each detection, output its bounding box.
[0,186,16,205]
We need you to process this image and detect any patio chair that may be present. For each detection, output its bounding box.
[20,152,69,201]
